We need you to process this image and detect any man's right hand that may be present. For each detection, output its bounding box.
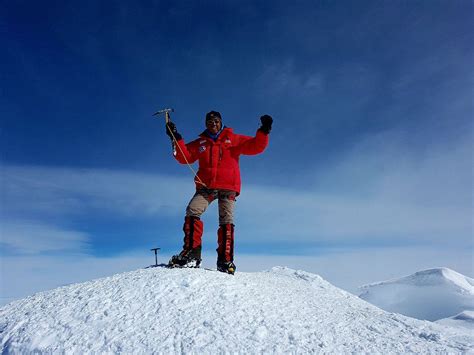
[166,121,182,141]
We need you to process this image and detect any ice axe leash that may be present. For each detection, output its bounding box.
[152,107,207,188]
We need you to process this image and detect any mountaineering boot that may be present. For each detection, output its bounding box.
[168,216,203,268]
[217,260,236,275]
[216,224,236,274]
[168,247,202,268]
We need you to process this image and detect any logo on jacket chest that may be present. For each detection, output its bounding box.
[199,145,207,153]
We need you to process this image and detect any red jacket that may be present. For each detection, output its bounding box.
[174,127,269,194]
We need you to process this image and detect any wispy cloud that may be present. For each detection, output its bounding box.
[1,127,471,252]
[1,252,148,305]
[238,129,472,246]
[0,167,194,257]
[255,60,325,98]
[1,167,192,219]
[1,221,90,255]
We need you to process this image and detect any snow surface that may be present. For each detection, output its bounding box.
[359,267,474,322]
[1,266,473,353]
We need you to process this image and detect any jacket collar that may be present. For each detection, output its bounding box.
[199,126,233,141]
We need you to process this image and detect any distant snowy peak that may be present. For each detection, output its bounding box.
[436,311,474,332]
[361,267,474,293]
[447,311,474,323]
[359,267,474,322]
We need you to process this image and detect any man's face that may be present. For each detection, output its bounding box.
[206,117,222,135]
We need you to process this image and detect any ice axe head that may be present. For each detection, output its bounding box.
[152,108,174,123]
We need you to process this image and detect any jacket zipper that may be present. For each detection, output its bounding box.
[209,140,213,169]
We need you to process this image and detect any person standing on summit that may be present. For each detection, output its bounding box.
[165,111,272,274]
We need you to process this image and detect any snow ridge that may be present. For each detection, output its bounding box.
[1,267,472,353]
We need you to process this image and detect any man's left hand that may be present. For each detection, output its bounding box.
[259,115,273,134]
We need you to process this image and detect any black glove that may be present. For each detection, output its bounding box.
[165,121,182,141]
[259,114,273,134]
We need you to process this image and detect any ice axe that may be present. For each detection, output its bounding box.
[152,107,174,123]
[152,107,208,189]
[153,107,177,152]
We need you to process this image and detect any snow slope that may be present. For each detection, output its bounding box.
[1,266,472,353]
[359,267,474,322]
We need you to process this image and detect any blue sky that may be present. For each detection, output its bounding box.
[1,1,472,303]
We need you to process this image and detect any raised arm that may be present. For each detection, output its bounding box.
[236,115,273,155]
[165,121,198,164]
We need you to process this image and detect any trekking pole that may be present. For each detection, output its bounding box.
[150,247,160,267]
[152,107,208,188]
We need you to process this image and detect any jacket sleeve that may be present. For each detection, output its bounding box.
[174,139,199,164]
[235,130,269,156]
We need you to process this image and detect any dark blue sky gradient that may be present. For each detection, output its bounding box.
[1,1,472,256]
[2,1,471,172]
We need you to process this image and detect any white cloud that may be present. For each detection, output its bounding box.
[237,130,472,246]
[255,60,325,98]
[0,253,148,305]
[1,166,193,218]
[1,127,471,251]
[0,221,90,254]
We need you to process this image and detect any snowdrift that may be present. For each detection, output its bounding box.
[1,267,472,353]
[359,267,474,322]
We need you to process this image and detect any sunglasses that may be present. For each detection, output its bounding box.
[206,117,221,124]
